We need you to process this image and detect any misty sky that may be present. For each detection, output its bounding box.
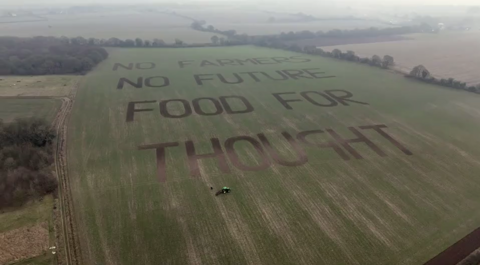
[2,0,479,5]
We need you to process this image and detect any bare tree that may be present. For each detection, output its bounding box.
[152,39,165,47]
[372,55,382,66]
[332,49,342,58]
[382,55,395,68]
[135,38,143,47]
[409,65,431,79]
[211,35,219,45]
[175,39,184,46]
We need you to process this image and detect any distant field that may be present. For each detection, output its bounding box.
[175,8,388,35]
[0,16,47,24]
[285,35,410,48]
[0,11,217,43]
[0,75,78,97]
[0,98,61,123]
[0,8,391,42]
[68,46,480,264]
[219,20,388,35]
[323,32,480,85]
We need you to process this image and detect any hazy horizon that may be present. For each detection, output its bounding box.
[1,0,479,7]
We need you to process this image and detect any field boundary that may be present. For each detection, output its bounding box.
[52,79,82,265]
[424,227,480,265]
[0,96,63,99]
[0,18,47,24]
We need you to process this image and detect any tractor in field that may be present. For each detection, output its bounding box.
[215,187,231,196]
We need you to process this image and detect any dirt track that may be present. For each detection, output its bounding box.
[424,227,480,265]
[52,80,82,265]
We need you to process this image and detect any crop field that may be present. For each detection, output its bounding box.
[323,31,480,85]
[0,11,216,43]
[68,46,480,265]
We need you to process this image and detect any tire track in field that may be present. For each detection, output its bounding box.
[334,109,475,212]
[346,109,480,255]
[329,111,453,241]
[198,163,263,265]
[239,149,317,265]
[372,110,480,167]
[362,112,480,206]
[158,181,203,265]
[165,191,203,265]
[322,167,399,250]
[120,157,154,265]
[256,136,358,264]
[300,111,418,253]
[275,166,358,264]
[53,79,82,265]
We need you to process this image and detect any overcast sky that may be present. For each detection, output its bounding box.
[1,0,479,5]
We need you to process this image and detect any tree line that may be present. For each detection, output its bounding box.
[191,22,434,46]
[190,20,478,93]
[0,36,108,75]
[301,45,395,68]
[406,65,480,93]
[63,36,222,48]
[262,42,480,94]
[0,118,57,210]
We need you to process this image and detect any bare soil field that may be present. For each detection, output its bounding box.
[322,32,480,85]
[0,76,78,97]
[285,35,410,48]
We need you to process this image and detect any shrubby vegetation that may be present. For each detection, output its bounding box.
[301,45,395,68]
[0,36,108,75]
[0,118,57,209]
[406,65,480,93]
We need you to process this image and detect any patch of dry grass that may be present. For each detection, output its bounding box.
[0,75,78,97]
[0,222,50,265]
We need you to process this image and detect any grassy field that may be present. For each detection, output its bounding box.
[0,75,78,97]
[0,98,61,123]
[323,31,480,85]
[0,196,54,233]
[68,46,480,265]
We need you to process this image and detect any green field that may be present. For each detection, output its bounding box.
[0,98,61,123]
[68,46,480,265]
